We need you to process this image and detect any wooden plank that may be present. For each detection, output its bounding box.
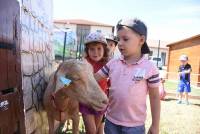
[0,49,8,90]
[0,91,19,133]
[7,50,17,88]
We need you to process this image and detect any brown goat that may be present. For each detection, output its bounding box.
[43,59,108,134]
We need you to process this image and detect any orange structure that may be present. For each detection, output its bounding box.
[167,34,200,87]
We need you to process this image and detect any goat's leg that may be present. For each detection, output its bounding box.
[47,112,54,134]
[61,120,69,133]
[72,114,80,134]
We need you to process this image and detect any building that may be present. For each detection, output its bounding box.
[167,34,200,87]
[53,20,170,64]
[54,19,114,35]
[53,19,114,59]
[148,40,169,66]
[54,19,113,47]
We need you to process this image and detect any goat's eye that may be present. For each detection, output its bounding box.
[65,75,72,80]
[66,75,80,81]
[72,77,81,81]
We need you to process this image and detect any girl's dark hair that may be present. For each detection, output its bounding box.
[84,42,109,64]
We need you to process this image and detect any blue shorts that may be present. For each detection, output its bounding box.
[104,119,145,134]
[177,81,191,93]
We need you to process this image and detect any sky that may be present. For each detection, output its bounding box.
[53,0,200,42]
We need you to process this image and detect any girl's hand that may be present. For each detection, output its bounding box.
[148,125,159,134]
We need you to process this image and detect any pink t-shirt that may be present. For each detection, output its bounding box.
[97,55,160,127]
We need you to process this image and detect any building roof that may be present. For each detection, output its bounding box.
[147,39,169,49]
[167,34,200,47]
[54,19,113,27]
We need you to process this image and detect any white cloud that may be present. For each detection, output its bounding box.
[173,5,200,15]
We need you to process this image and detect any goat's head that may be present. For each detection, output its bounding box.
[54,59,108,111]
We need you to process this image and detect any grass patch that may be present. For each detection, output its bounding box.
[48,79,200,134]
[56,117,85,134]
[146,96,200,134]
[59,96,200,134]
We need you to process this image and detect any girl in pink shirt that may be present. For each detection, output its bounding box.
[95,19,161,134]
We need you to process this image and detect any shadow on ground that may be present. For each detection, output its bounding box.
[162,96,200,107]
[193,103,200,107]
[163,98,177,102]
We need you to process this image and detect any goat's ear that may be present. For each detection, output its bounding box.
[59,76,72,87]
[56,62,63,71]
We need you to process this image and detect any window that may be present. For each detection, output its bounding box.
[153,57,161,61]
[161,52,166,65]
[149,51,153,56]
[96,30,101,33]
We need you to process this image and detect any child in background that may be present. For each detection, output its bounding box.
[159,71,167,100]
[177,54,192,105]
[106,34,118,59]
[79,32,109,134]
[95,19,161,134]
[159,78,166,100]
